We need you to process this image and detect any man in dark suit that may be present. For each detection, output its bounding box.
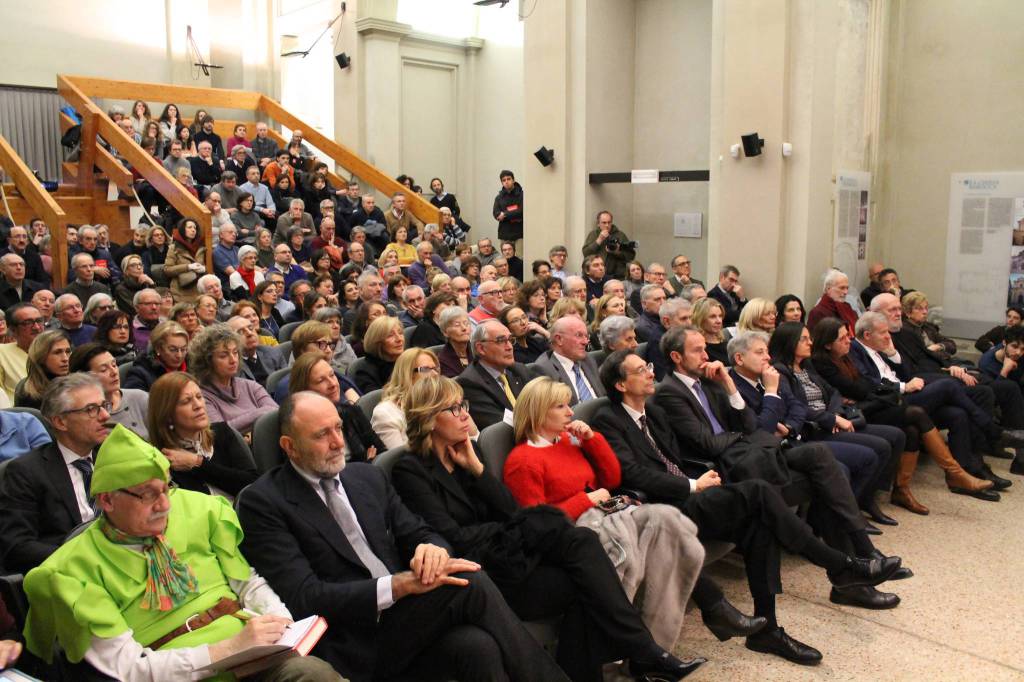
[634,284,667,343]
[237,392,568,682]
[851,311,1002,498]
[457,320,534,429]
[651,327,904,578]
[0,374,110,573]
[228,316,287,385]
[0,253,44,311]
[532,316,604,405]
[0,224,49,288]
[706,264,747,325]
[666,254,704,297]
[592,350,903,663]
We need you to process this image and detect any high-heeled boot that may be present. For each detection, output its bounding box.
[890,451,929,515]
[920,428,994,493]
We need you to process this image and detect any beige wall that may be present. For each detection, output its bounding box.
[875,0,1024,307]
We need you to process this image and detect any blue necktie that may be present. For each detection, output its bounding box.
[573,363,594,402]
[71,457,96,512]
[693,382,725,435]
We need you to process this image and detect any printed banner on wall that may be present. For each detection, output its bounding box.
[834,171,870,290]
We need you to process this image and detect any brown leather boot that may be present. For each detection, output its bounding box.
[920,428,994,492]
[890,451,929,515]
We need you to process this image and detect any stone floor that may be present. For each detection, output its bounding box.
[676,453,1024,681]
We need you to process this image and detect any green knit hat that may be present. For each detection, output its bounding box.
[91,424,170,495]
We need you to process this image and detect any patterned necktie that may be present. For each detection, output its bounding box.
[71,457,95,510]
[638,415,684,478]
[692,381,725,435]
[756,382,766,397]
[498,373,517,407]
[573,363,594,402]
[320,478,390,578]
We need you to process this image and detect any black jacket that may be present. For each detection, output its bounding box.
[409,319,446,348]
[0,278,44,312]
[0,442,88,573]
[457,361,534,430]
[122,354,173,391]
[492,182,524,241]
[236,462,448,679]
[0,246,49,289]
[351,352,395,393]
[170,422,258,496]
[774,362,843,437]
[430,192,462,218]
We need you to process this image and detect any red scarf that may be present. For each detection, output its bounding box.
[238,266,257,294]
[172,231,201,256]
[815,294,858,336]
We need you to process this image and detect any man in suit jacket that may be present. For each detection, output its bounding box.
[592,350,903,661]
[228,316,287,385]
[0,374,110,574]
[651,327,903,572]
[0,253,44,311]
[666,254,704,297]
[0,224,49,288]
[236,392,568,682]
[457,320,535,429]
[532,316,604,405]
[706,265,747,325]
[634,284,667,344]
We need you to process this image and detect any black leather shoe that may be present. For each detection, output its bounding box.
[828,555,901,588]
[950,486,1001,501]
[630,649,707,681]
[745,627,822,666]
[830,584,900,609]
[862,500,899,526]
[701,598,768,642]
[863,521,882,535]
[869,549,913,580]
[1011,454,1024,476]
[981,465,1012,490]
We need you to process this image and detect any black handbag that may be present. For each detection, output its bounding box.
[838,404,867,430]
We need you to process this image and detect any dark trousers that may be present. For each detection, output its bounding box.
[816,438,879,500]
[376,571,569,682]
[909,378,996,457]
[783,443,866,533]
[819,424,901,499]
[983,376,1024,428]
[497,526,654,682]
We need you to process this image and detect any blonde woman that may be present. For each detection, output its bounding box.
[548,297,586,327]
[737,297,777,334]
[503,377,707,656]
[371,347,446,449]
[15,331,71,409]
[590,293,628,349]
[352,316,405,393]
[392,376,702,681]
[122,320,190,391]
[692,297,730,365]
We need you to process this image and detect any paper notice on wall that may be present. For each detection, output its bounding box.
[630,169,658,184]
[943,173,1024,337]
[833,171,871,290]
[673,212,702,238]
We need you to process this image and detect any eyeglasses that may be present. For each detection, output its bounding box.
[119,481,177,504]
[480,290,502,297]
[314,340,334,351]
[483,335,513,346]
[15,317,44,328]
[62,401,112,419]
[442,400,470,417]
[413,365,439,374]
[625,362,655,376]
[164,345,188,355]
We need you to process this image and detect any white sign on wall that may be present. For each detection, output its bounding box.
[833,171,870,291]
[943,172,1024,337]
[673,212,703,239]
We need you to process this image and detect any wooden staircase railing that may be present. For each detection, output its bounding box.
[0,135,69,286]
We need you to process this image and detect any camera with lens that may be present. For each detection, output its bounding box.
[606,236,638,252]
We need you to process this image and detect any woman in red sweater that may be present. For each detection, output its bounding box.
[505,376,706,658]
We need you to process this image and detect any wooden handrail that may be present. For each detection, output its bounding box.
[66,75,261,111]
[58,75,213,272]
[0,134,69,287]
[59,112,134,195]
[213,120,349,191]
[257,96,440,226]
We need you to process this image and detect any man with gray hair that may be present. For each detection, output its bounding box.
[1,224,49,287]
[55,293,96,347]
[275,198,315,245]
[648,298,693,379]
[457,319,535,429]
[807,268,859,334]
[69,225,119,286]
[131,288,163,353]
[0,252,43,309]
[189,140,222,188]
[398,285,426,328]
[533,315,605,405]
[564,275,587,303]
[679,283,707,303]
[240,164,277,221]
[63,253,111,316]
[407,239,450,290]
[197,274,234,321]
[468,280,505,326]
[342,271,386,333]
[0,374,110,573]
[635,283,669,343]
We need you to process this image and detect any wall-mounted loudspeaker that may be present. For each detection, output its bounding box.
[534,146,554,167]
[740,133,764,157]
[335,53,351,69]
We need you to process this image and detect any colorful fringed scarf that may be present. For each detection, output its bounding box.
[99,516,199,611]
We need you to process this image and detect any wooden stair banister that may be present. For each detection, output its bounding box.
[58,75,213,273]
[68,76,261,111]
[257,96,439,226]
[0,134,69,287]
[59,112,134,195]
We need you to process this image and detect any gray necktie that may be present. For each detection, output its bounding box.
[320,478,390,578]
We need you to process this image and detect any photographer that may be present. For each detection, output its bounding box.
[582,210,636,280]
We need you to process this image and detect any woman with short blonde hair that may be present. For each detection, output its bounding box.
[548,297,586,327]
[122,320,190,391]
[737,297,777,334]
[353,316,405,393]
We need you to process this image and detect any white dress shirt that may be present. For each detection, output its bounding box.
[553,351,597,401]
[291,462,395,611]
[733,370,780,399]
[620,403,696,492]
[57,442,96,523]
[674,372,746,411]
[859,341,906,393]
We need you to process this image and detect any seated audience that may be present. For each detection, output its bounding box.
[289,354,384,463]
[273,320,360,401]
[190,324,277,434]
[114,254,155,315]
[70,342,149,439]
[253,280,285,338]
[146,371,257,499]
[549,296,588,327]
[456,319,534,429]
[590,293,628,348]
[533,316,606,405]
[437,306,474,378]
[736,298,777,334]
[0,253,44,311]
[384,225,417,268]
[123,320,189,391]
[347,300,387,357]
[274,199,315,245]
[499,304,549,364]
[707,264,747,326]
[0,374,110,573]
[775,294,806,326]
[692,297,729,365]
[517,279,549,327]
[807,269,858,335]
[313,307,358,374]
[195,294,220,326]
[54,293,97,347]
[22,424,339,681]
[129,288,162,355]
[351,316,405,392]
[975,305,1023,353]
[170,301,202,340]
[0,304,42,400]
[228,244,264,300]
[503,376,708,658]
[394,375,705,681]
[410,291,455,348]
[635,284,669,343]
[372,347,442,449]
[14,330,71,409]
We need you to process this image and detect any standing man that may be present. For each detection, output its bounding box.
[236,392,568,682]
[582,210,636,280]
[707,265,747,326]
[667,255,704,296]
[492,170,524,252]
